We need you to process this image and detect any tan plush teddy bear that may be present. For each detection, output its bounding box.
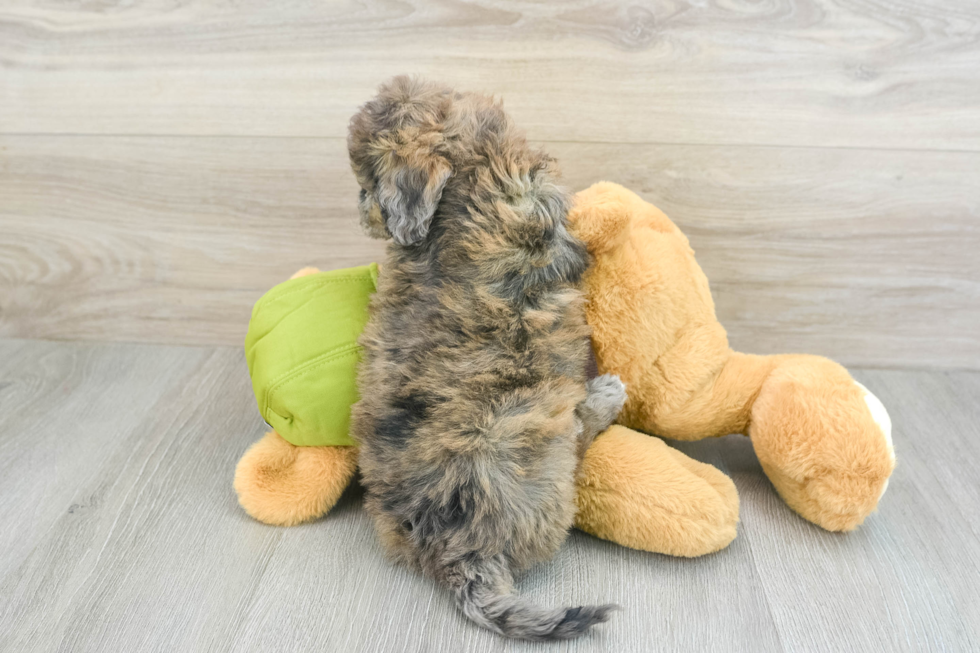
[235,182,895,557]
[569,182,895,554]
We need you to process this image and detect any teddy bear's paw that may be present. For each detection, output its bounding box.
[748,356,898,532]
[854,381,895,500]
[584,374,628,429]
[234,431,358,526]
[761,463,887,532]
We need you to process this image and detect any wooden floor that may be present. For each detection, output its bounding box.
[0,338,977,653]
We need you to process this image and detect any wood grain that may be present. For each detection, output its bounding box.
[0,338,209,582]
[0,341,279,652]
[0,339,977,651]
[2,135,977,368]
[1,1,979,149]
[0,135,385,346]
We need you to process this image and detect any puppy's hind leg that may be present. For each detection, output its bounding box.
[575,374,627,456]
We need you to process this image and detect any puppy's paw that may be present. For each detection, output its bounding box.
[585,374,627,429]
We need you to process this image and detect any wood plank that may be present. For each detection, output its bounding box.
[2,1,979,150]
[0,343,284,652]
[0,134,386,346]
[0,338,209,582]
[2,135,977,368]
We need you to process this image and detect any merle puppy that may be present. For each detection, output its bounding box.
[347,77,626,641]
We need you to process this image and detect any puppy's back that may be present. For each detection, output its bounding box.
[349,76,614,641]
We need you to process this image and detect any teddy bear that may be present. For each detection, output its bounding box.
[568,182,895,553]
[235,182,895,557]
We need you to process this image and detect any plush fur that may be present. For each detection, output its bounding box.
[575,426,738,557]
[569,182,895,533]
[347,77,625,640]
[234,430,358,527]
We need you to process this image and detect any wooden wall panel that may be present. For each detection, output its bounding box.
[2,1,977,367]
[2,135,977,368]
[1,1,979,149]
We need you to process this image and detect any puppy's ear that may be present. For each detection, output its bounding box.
[349,76,455,246]
[373,149,451,246]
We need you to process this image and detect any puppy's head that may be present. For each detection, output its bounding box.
[348,76,455,246]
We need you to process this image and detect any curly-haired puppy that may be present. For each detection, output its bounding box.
[347,77,626,640]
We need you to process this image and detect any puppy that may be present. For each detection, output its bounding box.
[347,77,626,640]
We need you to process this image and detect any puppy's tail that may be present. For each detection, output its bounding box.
[452,555,616,641]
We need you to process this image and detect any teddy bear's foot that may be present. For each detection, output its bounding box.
[575,425,739,557]
[750,357,895,532]
[234,431,358,526]
[854,380,895,497]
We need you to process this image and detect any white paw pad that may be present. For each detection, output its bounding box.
[854,381,895,499]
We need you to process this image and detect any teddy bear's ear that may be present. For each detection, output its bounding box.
[568,182,634,254]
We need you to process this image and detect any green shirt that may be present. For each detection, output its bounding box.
[244,264,378,447]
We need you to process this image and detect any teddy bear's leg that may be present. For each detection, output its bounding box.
[622,347,893,531]
[234,431,358,526]
[748,355,895,531]
[575,425,739,557]
[617,338,782,442]
[646,350,895,531]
